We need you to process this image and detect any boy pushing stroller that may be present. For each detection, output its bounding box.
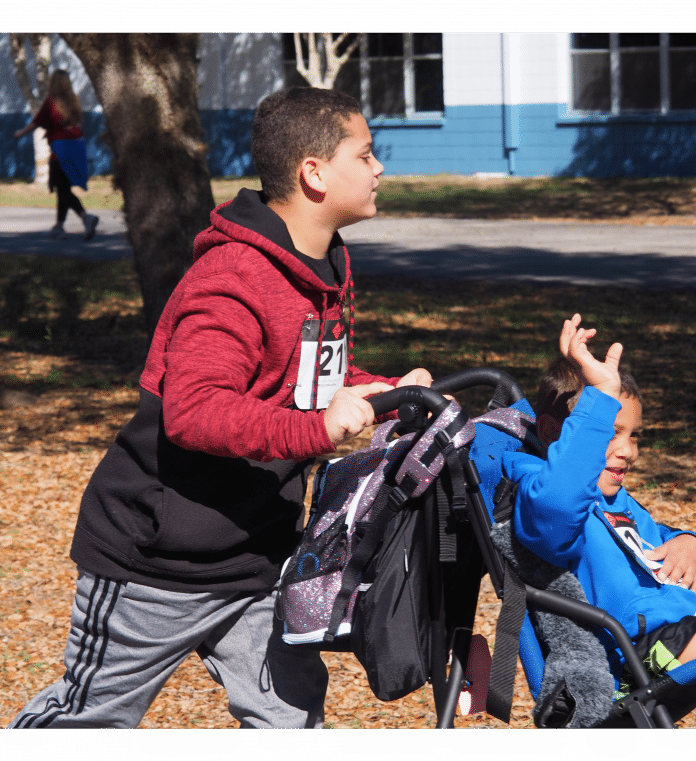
[7,87,432,729]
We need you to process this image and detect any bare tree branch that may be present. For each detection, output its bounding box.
[293,33,308,82]
[28,34,51,103]
[323,33,362,90]
[293,33,362,89]
[9,33,51,111]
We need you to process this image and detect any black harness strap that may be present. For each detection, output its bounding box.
[486,560,527,723]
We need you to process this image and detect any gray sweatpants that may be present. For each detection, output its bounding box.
[8,569,328,728]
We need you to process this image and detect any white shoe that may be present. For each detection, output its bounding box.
[84,214,99,241]
[50,226,67,239]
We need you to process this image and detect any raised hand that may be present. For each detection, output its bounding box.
[559,313,623,399]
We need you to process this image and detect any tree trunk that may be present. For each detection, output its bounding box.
[32,130,50,189]
[61,33,216,337]
[10,33,51,189]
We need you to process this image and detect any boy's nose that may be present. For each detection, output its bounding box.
[615,437,638,462]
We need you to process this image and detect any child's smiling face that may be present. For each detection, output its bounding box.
[598,393,642,498]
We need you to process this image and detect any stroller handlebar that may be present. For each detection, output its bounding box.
[368,367,524,424]
[431,368,524,406]
[369,385,450,419]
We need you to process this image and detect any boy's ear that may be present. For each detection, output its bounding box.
[535,413,563,448]
[299,157,327,202]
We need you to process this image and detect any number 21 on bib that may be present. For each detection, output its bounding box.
[294,317,347,410]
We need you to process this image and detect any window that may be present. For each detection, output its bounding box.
[283,33,444,119]
[571,33,696,114]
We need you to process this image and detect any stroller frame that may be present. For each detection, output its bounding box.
[367,369,694,729]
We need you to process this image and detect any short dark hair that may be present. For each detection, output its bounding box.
[251,87,363,202]
[536,356,642,423]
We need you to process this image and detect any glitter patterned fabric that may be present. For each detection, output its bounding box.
[277,399,539,645]
[277,419,418,642]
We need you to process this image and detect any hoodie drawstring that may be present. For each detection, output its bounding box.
[310,292,328,411]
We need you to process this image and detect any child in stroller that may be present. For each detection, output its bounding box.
[503,314,696,703]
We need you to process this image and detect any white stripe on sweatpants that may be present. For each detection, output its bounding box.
[8,570,328,728]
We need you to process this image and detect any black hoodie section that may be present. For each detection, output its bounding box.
[217,189,345,287]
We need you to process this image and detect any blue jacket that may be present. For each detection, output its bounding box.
[503,386,696,641]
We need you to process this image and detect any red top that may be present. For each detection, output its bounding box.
[32,97,83,159]
[140,193,398,464]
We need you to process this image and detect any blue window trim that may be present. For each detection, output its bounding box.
[368,113,445,128]
[557,108,696,127]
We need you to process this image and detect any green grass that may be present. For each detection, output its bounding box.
[2,175,695,221]
[373,175,696,220]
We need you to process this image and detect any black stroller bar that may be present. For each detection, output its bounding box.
[369,367,525,422]
[370,385,450,422]
[432,368,524,408]
[524,587,674,727]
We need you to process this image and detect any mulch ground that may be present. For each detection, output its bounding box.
[2,356,695,730]
[2,189,696,729]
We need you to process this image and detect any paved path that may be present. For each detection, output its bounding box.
[343,218,696,289]
[0,207,129,261]
[1,206,694,288]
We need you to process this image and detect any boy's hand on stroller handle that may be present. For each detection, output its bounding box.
[396,368,433,389]
[560,313,623,399]
[368,367,525,420]
[324,382,394,447]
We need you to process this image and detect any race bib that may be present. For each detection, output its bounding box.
[294,317,347,410]
[603,510,664,584]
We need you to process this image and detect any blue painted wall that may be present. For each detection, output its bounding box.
[556,117,696,178]
[0,114,35,177]
[3,104,696,180]
[199,108,254,178]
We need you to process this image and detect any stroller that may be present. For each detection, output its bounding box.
[278,368,696,728]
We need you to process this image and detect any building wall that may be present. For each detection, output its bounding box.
[1,32,695,180]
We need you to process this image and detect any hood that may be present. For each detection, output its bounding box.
[193,188,348,294]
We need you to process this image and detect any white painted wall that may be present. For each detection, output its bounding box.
[442,32,570,108]
[0,34,98,113]
[443,33,503,106]
[519,33,570,104]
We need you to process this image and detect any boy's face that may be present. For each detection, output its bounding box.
[597,393,642,498]
[319,113,384,228]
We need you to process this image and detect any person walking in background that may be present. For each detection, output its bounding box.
[14,69,99,241]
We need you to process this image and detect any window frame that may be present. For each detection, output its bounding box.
[569,32,696,117]
[282,33,444,124]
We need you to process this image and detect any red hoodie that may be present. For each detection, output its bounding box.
[70,190,397,593]
[140,190,394,461]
